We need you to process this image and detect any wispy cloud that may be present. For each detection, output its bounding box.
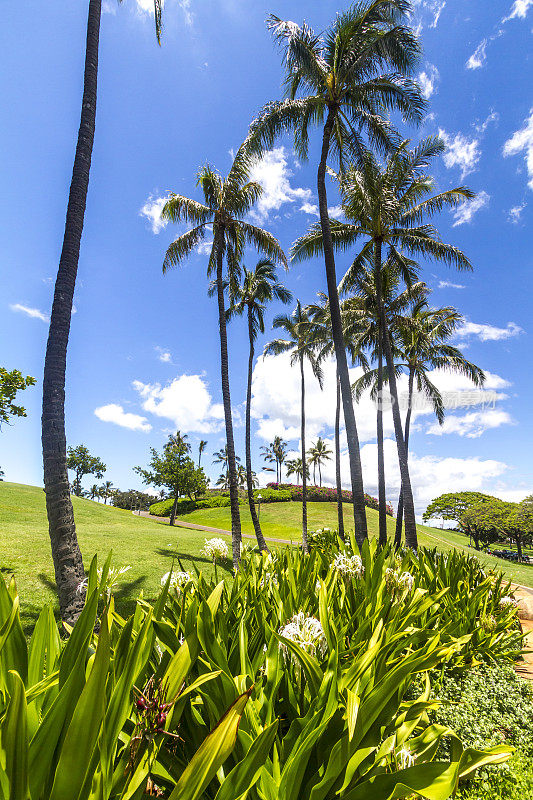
[507,203,526,223]
[452,191,490,226]
[155,346,172,363]
[10,303,49,323]
[418,64,439,99]
[503,108,533,190]
[439,128,481,178]
[456,320,523,342]
[502,0,533,22]
[427,409,514,438]
[438,280,465,289]
[248,147,312,222]
[466,39,488,70]
[140,194,168,234]
[475,110,499,134]
[94,403,152,432]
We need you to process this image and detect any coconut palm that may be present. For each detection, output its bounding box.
[161,148,286,567]
[228,259,292,550]
[100,480,114,504]
[294,138,474,549]
[392,301,485,545]
[307,293,368,538]
[41,0,162,624]
[308,437,333,487]
[350,258,427,544]
[265,302,323,553]
[286,458,310,482]
[247,1,424,548]
[89,484,101,502]
[260,444,277,476]
[213,445,241,481]
[198,440,208,467]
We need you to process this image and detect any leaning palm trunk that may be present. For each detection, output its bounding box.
[317,111,367,548]
[246,308,269,552]
[374,241,418,549]
[300,356,309,553]
[335,370,345,540]
[376,327,387,546]
[41,0,101,624]
[394,367,415,547]
[215,238,242,566]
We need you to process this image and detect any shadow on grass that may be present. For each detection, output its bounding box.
[154,546,234,576]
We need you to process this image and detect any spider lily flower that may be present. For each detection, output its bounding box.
[202,537,229,561]
[331,552,364,579]
[278,611,327,674]
[161,570,192,595]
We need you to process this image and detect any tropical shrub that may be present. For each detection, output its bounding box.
[149,494,237,516]
[409,663,533,799]
[253,487,293,503]
[266,483,394,514]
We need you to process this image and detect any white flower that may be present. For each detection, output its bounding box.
[331,552,364,580]
[201,537,229,561]
[315,578,321,592]
[76,578,88,594]
[499,596,518,609]
[97,565,131,596]
[385,567,414,593]
[259,571,278,590]
[161,570,192,595]
[278,612,327,671]
[397,747,416,770]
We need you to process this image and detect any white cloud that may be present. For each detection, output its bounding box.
[456,320,523,341]
[94,403,152,432]
[300,202,318,216]
[102,0,117,14]
[140,194,168,233]
[133,374,225,433]
[327,205,344,220]
[418,64,439,98]
[502,0,533,22]
[475,110,499,134]
[249,147,312,222]
[196,239,213,255]
[439,128,481,178]
[507,203,526,223]
[466,39,487,70]
[438,280,465,289]
[155,346,172,363]
[452,191,490,226]
[10,303,49,323]
[427,409,514,438]
[411,1,446,30]
[179,0,194,26]
[503,109,533,190]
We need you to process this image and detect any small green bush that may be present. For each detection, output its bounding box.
[149,495,234,516]
[253,488,293,503]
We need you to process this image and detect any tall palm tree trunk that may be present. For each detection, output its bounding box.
[318,110,367,548]
[41,0,101,625]
[394,367,414,547]
[376,326,387,546]
[215,235,242,566]
[374,241,418,549]
[169,494,179,527]
[335,370,345,540]
[246,307,269,552]
[300,356,309,553]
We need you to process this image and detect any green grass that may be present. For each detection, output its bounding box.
[2,481,532,631]
[0,482,233,631]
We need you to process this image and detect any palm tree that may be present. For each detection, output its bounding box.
[286,458,310,482]
[247,1,424,549]
[294,138,473,549]
[198,440,208,467]
[392,301,485,545]
[265,302,323,553]
[307,293,367,538]
[350,258,426,544]
[260,444,277,476]
[41,0,162,624]
[213,446,241,482]
[100,480,114,504]
[161,148,286,568]
[228,259,292,551]
[89,484,100,502]
[308,437,333,487]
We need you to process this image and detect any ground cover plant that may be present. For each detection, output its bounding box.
[0,536,522,799]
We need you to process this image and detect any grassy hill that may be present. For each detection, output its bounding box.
[1,481,532,630]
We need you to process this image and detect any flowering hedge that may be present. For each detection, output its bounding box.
[266,483,394,516]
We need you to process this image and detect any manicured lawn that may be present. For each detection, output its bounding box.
[2,481,532,631]
[0,481,232,631]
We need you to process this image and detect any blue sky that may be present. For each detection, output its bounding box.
[1,0,532,515]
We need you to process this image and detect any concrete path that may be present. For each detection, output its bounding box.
[132,510,294,545]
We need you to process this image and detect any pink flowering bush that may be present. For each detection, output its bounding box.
[265,483,394,516]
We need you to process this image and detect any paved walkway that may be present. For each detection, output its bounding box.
[132,510,294,545]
